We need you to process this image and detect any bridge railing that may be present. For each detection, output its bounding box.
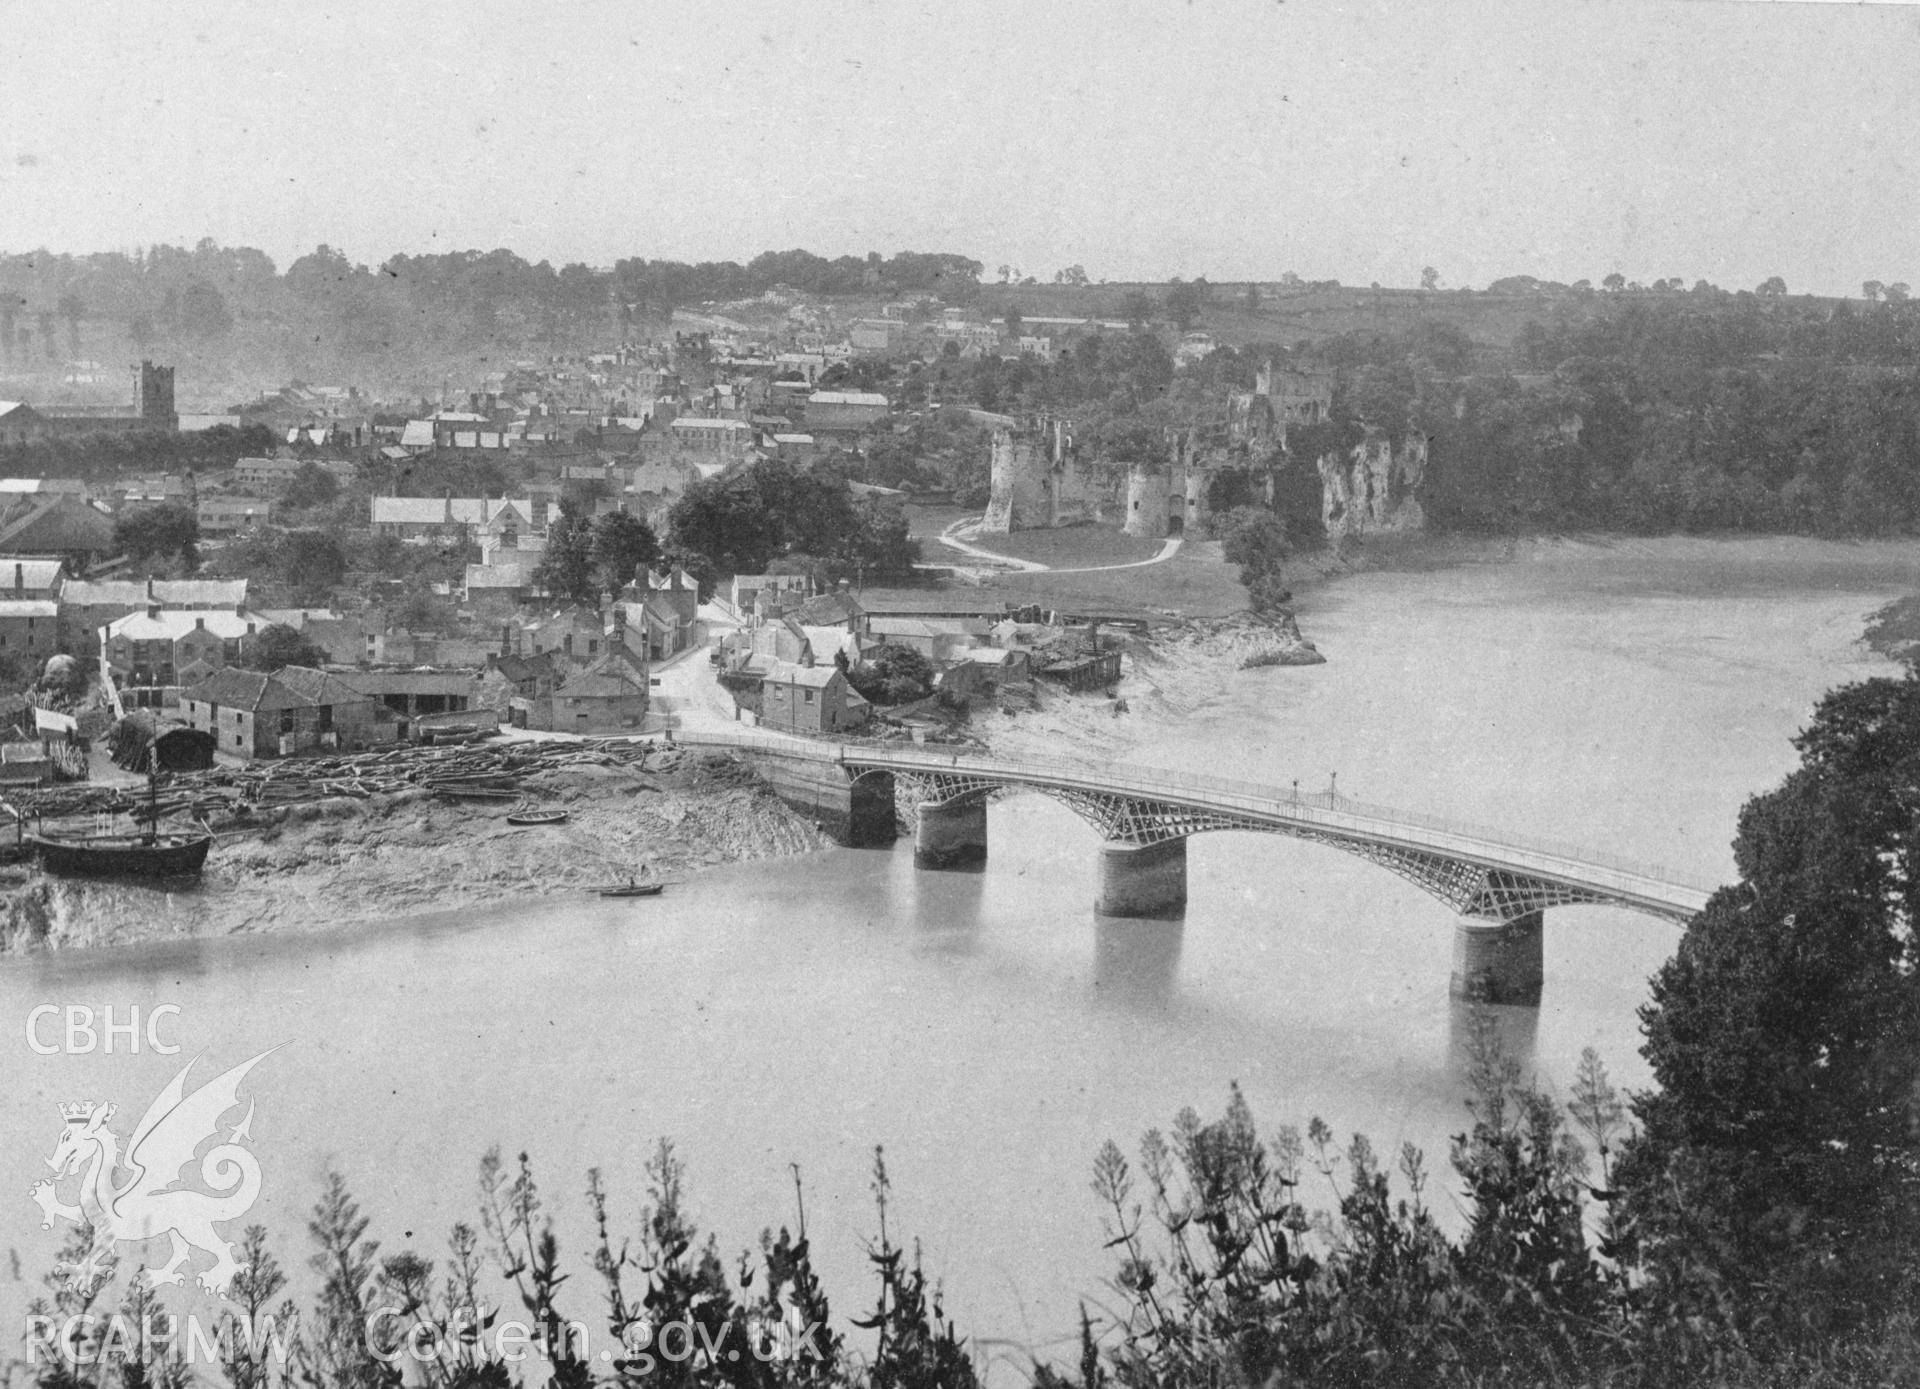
[665,728,1722,899]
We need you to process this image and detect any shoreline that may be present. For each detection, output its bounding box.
[0,748,835,954]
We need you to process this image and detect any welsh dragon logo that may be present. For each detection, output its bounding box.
[29,1050,275,1299]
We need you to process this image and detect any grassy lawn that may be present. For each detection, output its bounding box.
[962,523,1165,567]
[983,539,1249,619]
[905,503,973,539]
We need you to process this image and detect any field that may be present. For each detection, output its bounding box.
[984,539,1249,620]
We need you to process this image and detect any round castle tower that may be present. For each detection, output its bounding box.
[1123,464,1171,538]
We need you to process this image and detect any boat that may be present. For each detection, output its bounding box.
[597,881,665,898]
[506,808,570,826]
[432,786,519,803]
[28,747,212,879]
[30,829,212,879]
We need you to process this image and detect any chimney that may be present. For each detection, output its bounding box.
[195,616,205,630]
[146,602,160,619]
[235,602,245,617]
[500,622,512,657]
[146,577,155,602]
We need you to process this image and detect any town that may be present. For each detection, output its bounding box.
[0,274,1351,794]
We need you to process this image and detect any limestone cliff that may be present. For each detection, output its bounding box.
[1318,430,1427,540]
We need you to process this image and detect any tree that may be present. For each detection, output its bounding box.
[849,645,934,705]
[1120,290,1155,330]
[534,508,597,602]
[1862,280,1885,302]
[277,529,348,603]
[242,624,330,672]
[1620,673,1920,1348]
[1602,273,1626,292]
[1756,275,1788,297]
[284,462,339,510]
[1053,264,1089,286]
[1163,278,1203,331]
[588,510,659,590]
[1887,282,1911,303]
[1216,506,1291,611]
[114,503,200,571]
[1420,266,1440,291]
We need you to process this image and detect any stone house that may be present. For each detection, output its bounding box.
[758,661,869,736]
[181,665,398,760]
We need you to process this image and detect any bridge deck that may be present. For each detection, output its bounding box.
[669,729,1718,921]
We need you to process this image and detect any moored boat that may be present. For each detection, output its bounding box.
[31,829,212,878]
[506,808,569,826]
[597,881,665,898]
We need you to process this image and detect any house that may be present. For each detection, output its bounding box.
[728,572,812,619]
[0,600,58,666]
[849,319,905,353]
[757,661,869,735]
[0,494,117,560]
[965,646,1033,686]
[514,605,607,664]
[803,391,889,433]
[180,666,398,760]
[234,457,307,490]
[0,558,66,602]
[0,403,51,448]
[669,416,753,457]
[511,638,648,733]
[197,496,275,534]
[339,669,479,738]
[369,496,538,539]
[0,477,88,497]
[791,590,864,631]
[865,616,989,661]
[750,616,814,665]
[58,577,249,654]
[102,606,267,690]
[648,568,702,626]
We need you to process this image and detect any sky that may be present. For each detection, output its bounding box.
[0,0,1916,296]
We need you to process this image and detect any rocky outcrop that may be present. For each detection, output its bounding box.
[1318,430,1427,540]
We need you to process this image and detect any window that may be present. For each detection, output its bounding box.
[804,689,815,704]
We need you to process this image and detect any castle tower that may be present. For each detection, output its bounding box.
[137,360,176,427]
[1123,463,1171,538]
[982,427,1051,534]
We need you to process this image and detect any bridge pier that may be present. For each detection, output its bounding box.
[914,797,988,870]
[1449,910,1544,1007]
[1096,838,1187,919]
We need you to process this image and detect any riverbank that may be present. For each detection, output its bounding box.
[0,749,833,952]
[971,609,1324,762]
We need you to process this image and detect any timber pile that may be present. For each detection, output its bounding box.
[3,737,691,825]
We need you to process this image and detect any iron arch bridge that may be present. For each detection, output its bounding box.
[672,729,1716,925]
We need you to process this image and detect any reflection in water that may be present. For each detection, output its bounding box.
[1092,913,1183,1008]
[907,858,988,957]
[1446,999,1542,1082]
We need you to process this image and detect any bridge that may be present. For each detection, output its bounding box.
[670,729,1719,1006]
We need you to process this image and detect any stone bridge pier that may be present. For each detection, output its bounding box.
[1096,838,1188,919]
[1449,910,1544,1007]
[914,795,989,870]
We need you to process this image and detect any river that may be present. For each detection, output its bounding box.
[2,536,1912,1380]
